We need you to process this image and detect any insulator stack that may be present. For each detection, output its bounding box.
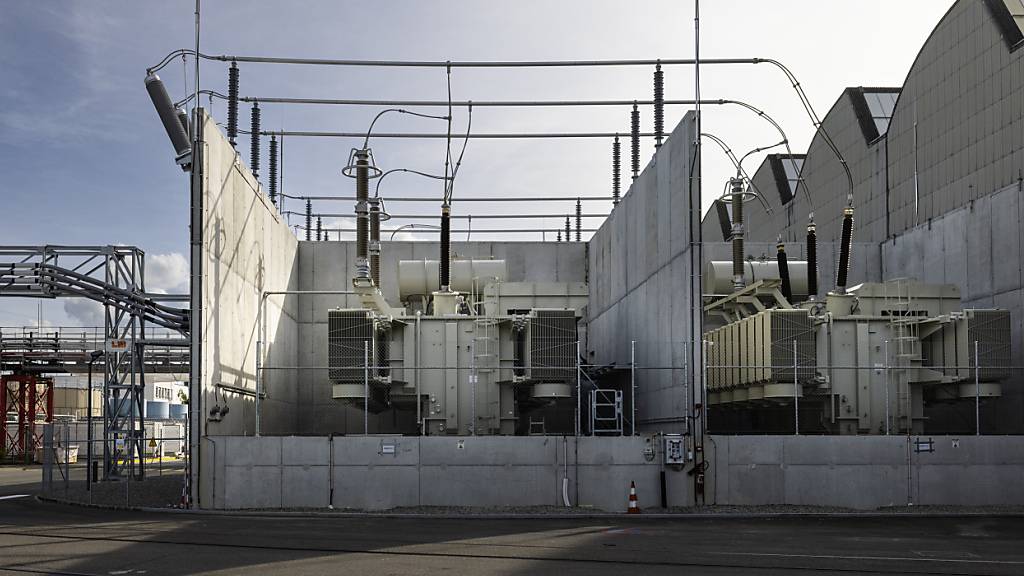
[354,150,370,277]
[557,230,562,242]
[305,199,312,241]
[176,107,190,142]
[440,204,451,289]
[250,101,260,180]
[565,216,571,242]
[730,178,745,291]
[777,241,793,302]
[369,199,381,287]
[144,73,191,162]
[807,223,818,298]
[836,206,854,292]
[227,62,239,147]
[268,135,278,205]
[317,216,323,242]
[654,62,665,148]
[612,135,621,205]
[575,198,582,241]
[630,102,640,180]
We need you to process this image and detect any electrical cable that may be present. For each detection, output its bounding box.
[374,168,449,198]
[363,108,450,149]
[700,132,772,214]
[445,102,473,204]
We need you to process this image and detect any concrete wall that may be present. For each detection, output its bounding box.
[200,435,669,511]
[587,113,701,432]
[292,240,587,435]
[200,434,1024,511]
[710,435,1024,509]
[200,112,299,436]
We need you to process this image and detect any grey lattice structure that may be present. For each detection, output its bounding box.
[0,246,189,479]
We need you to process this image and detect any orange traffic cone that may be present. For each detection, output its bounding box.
[627,481,640,514]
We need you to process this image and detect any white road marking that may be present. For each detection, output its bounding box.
[716,550,1024,565]
[0,494,30,501]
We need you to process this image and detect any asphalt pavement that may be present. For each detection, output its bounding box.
[2,493,1024,575]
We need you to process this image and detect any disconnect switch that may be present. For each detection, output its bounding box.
[664,434,686,465]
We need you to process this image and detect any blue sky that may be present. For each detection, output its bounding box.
[0,1,951,326]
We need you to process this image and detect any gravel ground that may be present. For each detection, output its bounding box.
[41,472,186,509]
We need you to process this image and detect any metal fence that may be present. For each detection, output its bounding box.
[39,419,189,508]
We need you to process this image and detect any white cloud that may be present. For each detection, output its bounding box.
[63,299,103,328]
[148,252,189,294]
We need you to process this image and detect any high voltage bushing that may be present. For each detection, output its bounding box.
[250,101,261,179]
[227,61,239,147]
[806,222,818,298]
[317,216,323,242]
[143,73,191,165]
[305,199,312,241]
[575,198,582,241]
[268,135,278,205]
[730,178,745,291]
[612,135,621,205]
[557,230,562,242]
[653,62,664,148]
[630,102,640,180]
[440,203,451,289]
[777,240,793,302]
[565,216,571,241]
[836,206,854,292]
[369,199,381,287]
[354,150,370,277]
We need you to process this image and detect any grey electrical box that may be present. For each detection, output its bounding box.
[664,434,686,465]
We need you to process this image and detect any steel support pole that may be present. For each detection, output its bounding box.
[364,340,369,435]
[630,340,636,436]
[255,339,261,436]
[793,340,799,435]
[884,339,890,435]
[576,340,582,437]
[87,360,94,491]
[975,340,980,436]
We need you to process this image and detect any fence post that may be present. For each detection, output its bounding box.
[884,339,890,435]
[630,340,636,436]
[364,340,369,435]
[975,340,980,436]
[576,340,582,437]
[793,339,799,436]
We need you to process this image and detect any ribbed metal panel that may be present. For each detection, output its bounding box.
[530,310,577,381]
[967,309,1011,381]
[328,309,373,382]
[769,309,815,381]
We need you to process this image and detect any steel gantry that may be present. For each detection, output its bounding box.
[0,246,189,477]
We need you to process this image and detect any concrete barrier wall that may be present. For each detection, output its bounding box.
[587,114,700,432]
[710,435,1024,509]
[202,435,667,511]
[200,112,299,437]
[201,434,1024,511]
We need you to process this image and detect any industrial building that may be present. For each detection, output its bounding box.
[4,0,1024,511]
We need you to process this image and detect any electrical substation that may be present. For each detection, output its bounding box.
[4,0,1024,512]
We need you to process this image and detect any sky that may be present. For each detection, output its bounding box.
[0,1,952,327]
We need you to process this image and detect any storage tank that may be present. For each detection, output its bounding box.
[398,259,507,300]
[704,260,809,297]
[145,400,170,420]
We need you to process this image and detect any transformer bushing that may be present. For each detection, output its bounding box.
[369,198,381,287]
[730,177,745,291]
[354,149,370,278]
